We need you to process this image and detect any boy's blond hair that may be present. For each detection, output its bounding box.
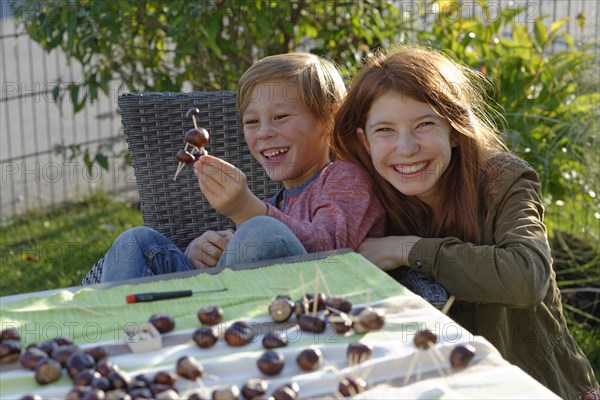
[236,53,346,132]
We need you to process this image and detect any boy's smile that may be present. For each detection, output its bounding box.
[243,80,330,189]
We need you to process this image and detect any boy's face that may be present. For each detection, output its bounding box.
[357,91,455,207]
[242,80,330,189]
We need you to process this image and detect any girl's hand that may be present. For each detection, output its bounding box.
[187,229,234,269]
[358,236,421,271]
[194,155,267,225]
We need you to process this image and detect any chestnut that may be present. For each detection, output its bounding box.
[271,382,300,400]
[0,328,20,341]
[268,295,294,322]
[176,149,195,165]
[73,368,102,386]
[257,350,284,376]
[413,329,437,349]
[85,345,109,362]
[108,368,131,390]
[328,312,353,334]
[153,370,178,386]
[305,293,327,312]
[346,342,372,366]
[262,330,288,349]
[297,314,326,333]
[66,351,96,378]
[326,296,352,313]
[224,321,255,347]
[357,307,385,331]
[128,387,152,399]
[450,344,476,368]
[54,336,74,346]
[155,389,179,400]
[50,344,79,367]
[20,347,48,370]
[186,108,200,118]
[296,348,322,372]
[66,385,90,400]
[90,375,113,392]
[241,378,268,399]
[197,305,224,326]
[150,383,176,397]
[338,376,367,396]
[104,389,131,400]
[95,358,117,377]
[37,340,58,355]
[192,326,219,348]
[35,357,62,385]
[20,395,43,400]
[149,313,175,334]
[0,339,22,364]
[187,390,210,400]
[293,299,309,318]
[185,128,210,149]
[211,385,240,400]
[176,355,204,380]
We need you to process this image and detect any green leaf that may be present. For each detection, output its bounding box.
[550,17,569,35]
[533,20,547,47]
[95,153,110,171]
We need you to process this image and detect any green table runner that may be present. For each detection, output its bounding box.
[1,252,408,346]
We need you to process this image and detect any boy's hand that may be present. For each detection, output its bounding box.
[194,155,267,225]
[187,229,234,269]
[358,236,421,270]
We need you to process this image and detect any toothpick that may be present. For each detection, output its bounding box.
[191,115,199,130]
[316,265,332,297]
[403,351,420,386]
[300,273,308,314]
[312,270,320,316]
[173,162,185,181]
[441,294,456,315]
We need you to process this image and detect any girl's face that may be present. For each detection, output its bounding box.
[242,80,330,189]
[357,91,456,207]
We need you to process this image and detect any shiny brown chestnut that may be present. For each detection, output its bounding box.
[257,350,284,376]
[297,314,326,333]
[338,376,367,396]
[153,370,178,386]
[197,305,224,326]
[271,382,300,400]
[450,344,476,368]
[224,321,255,347]
[241,378,268,399]
[329,312,353,334]
[176,149,196,165]
[269,295,294,322]
[0,328,20,342]
[35,358,62,385]
[50,344,79,367]
[326,296,352,313]
[413,329,437,349]
[149,313,175,334]
[357,307,385,331]
[66,351,96,378]
[262,330,288,349]
[176,355,204,380]
[185,128,210,148]
[0,339,22,364]
[19,347,48,370]
[186,108,200,118]
[212,385,240,400]
[85,345,109,362]
[346,342,372,366]
[296,348,322,372]
[192,326,219,349]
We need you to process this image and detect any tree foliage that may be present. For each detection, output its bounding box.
[11,0,599,211]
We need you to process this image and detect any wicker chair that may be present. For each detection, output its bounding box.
[80,92,281,285]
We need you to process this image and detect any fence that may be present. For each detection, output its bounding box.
[1,0,598,221]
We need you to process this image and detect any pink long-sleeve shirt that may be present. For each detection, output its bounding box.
[265,160,386,252]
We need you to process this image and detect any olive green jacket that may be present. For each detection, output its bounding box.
[408,153,598,399]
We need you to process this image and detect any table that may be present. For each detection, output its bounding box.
[0,252,559,399]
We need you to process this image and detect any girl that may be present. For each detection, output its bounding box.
[332,46,598,399]
[99,53,385,281]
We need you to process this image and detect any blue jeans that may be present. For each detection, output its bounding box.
[100,216,307,282]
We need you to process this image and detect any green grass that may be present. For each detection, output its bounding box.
[0,192,142,294]
[1,191,598,380]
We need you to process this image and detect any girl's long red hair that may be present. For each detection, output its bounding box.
[332,47,507,243]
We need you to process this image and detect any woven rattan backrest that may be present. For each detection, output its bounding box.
[118,92,281,250]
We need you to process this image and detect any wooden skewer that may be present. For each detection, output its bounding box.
[316,265,332,297]
[441,294,456,315]
[403,351,420,386]
[312,270,320,316]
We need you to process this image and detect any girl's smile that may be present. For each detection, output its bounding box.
[357,91,455,206]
